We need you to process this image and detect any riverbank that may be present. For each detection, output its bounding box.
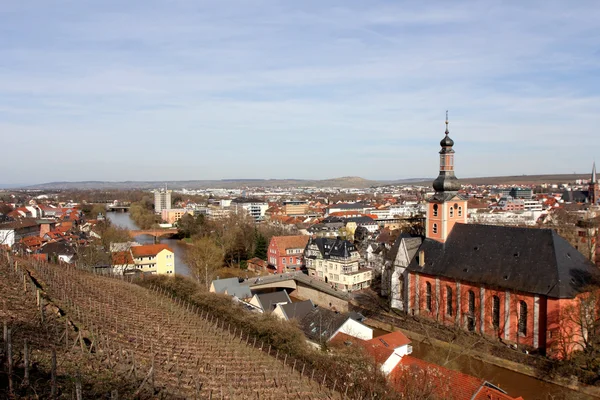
[364,317,599,399]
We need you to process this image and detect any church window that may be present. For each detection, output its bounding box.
[492,296,500,328]
[458,206,463,216]
[425,282,432,311]
[518,301,528,335]
[446,286,453,316]
[450,207,454,217]
[432,223,438,234]
[468,290,475,315]
[433,204,438,217]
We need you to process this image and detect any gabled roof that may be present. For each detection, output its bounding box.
[112,251,134,265]
[299,307,350,343]
[331,331,412,366]
[386,234,422,263]
[278,300,314,320]
[307,237,357,259]
[0,218,39,230]
[131,244,173,257]
[210,277,252,299]
[407,224,600,298]
[561,190,590,203]
[254,291,291,312]
[390,355,485,400]
[271,235,310,251]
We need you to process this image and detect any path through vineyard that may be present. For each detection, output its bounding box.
[4,254,339,399]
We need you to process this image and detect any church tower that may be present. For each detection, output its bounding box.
[590,162,599,205]
[426,112,468,243]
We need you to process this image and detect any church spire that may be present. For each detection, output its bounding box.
[592,161,597,184]
[432,111,460,193]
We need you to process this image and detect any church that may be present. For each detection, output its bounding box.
[385,115,600,358]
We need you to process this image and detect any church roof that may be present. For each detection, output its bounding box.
[407,224,600,299]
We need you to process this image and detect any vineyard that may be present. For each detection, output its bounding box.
[0,253,341,399]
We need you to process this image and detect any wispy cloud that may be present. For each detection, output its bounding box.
[0,1,599,183]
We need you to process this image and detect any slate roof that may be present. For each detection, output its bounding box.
[255,291,291,312]
[407,224,600,298]
[211,277,253,299]
[561,190,590,203]
[386,234,422,263]
[344,216,377,224]
[299,308,350,343]
[0,218,40,230]
[307,237,357,259]
[279,300,314,320]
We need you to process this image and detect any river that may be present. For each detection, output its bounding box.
[106,211,192,277]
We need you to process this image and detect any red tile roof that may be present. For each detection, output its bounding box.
[331,331,412,366]
[131,244,173,257]
[271,235,309,251]
[390,356,484,400]
[112,251,134,265]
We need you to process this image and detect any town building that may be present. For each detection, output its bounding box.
[304,237,372,292]
[231,197,269,221]
[154,188,172,214]
[499,187,533,199]
[248,291,291,313]
[267,235,310,273]
[161,208,193,224]
[0,218,41,247]
[392,115,600,358]
[130,244,175,275]
[283,200,309,216]
[561,162,599,204]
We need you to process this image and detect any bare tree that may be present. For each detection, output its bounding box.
[184,236,224,289]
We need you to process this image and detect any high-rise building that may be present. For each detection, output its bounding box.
[154,188,172,214]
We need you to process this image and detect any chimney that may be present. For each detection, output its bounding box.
[418,250,425,267]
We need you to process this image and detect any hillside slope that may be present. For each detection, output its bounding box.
[3,255,335,399]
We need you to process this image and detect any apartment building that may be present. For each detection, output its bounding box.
[304,237,372,292]
[154,188,172,214]
[130,244,175,275]
[268,235,310,273]
[161,208,193,224]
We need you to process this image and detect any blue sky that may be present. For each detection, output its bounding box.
[1,1,599,184]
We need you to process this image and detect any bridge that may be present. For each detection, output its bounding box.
[106,205,131,212]
[128,229,178,238]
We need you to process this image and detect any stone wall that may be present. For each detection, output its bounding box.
[291,281,349,312]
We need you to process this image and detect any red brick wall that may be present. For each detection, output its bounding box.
[409,272,542,351]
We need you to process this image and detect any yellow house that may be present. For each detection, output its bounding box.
[130,244,175,275]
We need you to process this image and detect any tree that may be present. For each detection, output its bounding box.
[177,213,201,238]
[253,231,268,260]
[184,236,224,289]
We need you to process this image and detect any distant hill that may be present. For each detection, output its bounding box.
[409,174,591,187]
[21,174,589,190]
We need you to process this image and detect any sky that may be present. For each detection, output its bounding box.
[1,1,599,184]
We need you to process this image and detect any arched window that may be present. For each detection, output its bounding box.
[425,282,432,311]
[518,301,528,335]
[432,223,438,234]
[467,290,476,331]
[449,207,454,217]
[433,204,438,217]
[446,286,453,316]
[492,296,500,328]
[458,206,463,216]
[468,290,475,315]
